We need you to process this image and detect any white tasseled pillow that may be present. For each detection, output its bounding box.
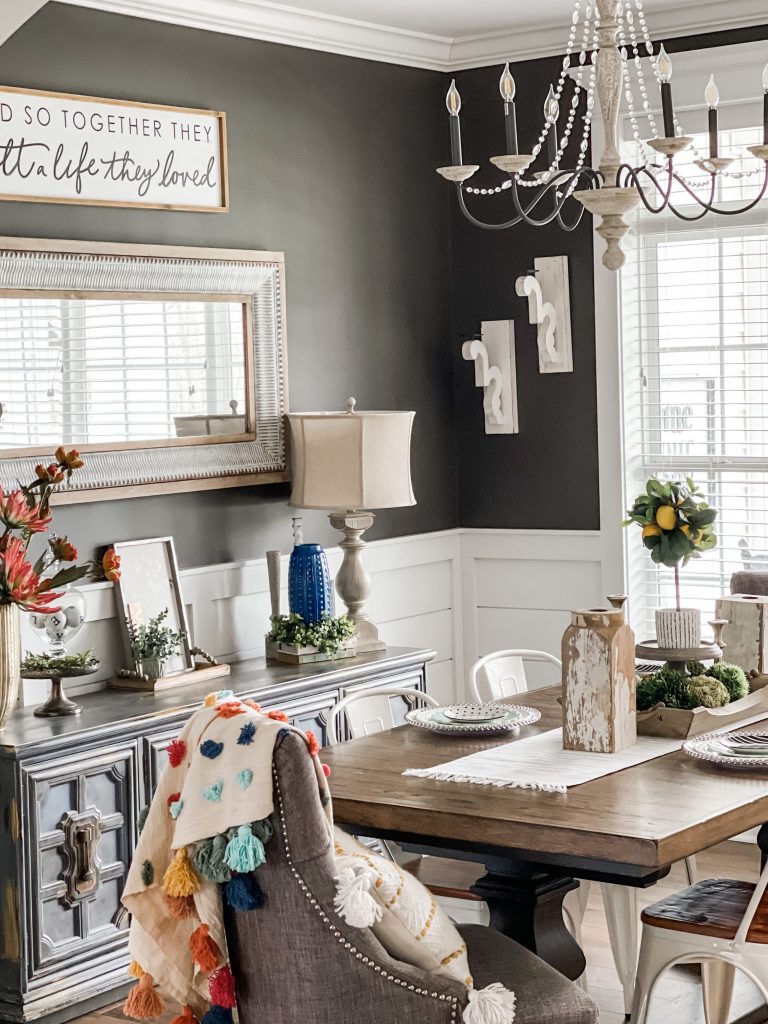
[333,828,515,1024]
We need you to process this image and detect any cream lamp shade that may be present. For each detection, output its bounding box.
[288,399,416,512]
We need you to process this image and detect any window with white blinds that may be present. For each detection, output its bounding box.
[621,126,768,639]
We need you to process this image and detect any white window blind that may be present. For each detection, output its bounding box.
[621,126,768,640]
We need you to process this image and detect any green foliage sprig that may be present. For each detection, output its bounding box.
[267,612,355,654]
[637,661,749,712]
[127,608,186,662]
[21,649,97,673]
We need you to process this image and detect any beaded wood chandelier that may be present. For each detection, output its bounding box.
[437,0,768,271]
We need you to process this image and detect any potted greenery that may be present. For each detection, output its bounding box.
[624,477,717,649]
[127,609,186,680]
[266,612,356,665]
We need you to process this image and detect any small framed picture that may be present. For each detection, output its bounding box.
[111,536,194,677]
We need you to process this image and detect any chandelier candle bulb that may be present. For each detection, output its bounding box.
[445,79,463,165]
[763,62,768,145]
[657,45,676,138]
[705,75,720,159]
[499,63,518,155]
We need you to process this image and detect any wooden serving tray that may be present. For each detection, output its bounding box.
[637,686,768,739]
[109,661,230,692]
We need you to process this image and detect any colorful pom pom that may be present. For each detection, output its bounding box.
[209,965,236,1009]
[305,730,320,757]
[201,1007,232,1024]
[137,806,150,833]
[203,693,217,708]
[194,835,232,883]
[123,973,165,1020]
[216,701,246,718]
[162,847,199,898]
[199,740,224,759]
[321,763,331,778]
[141,860,154,886]
[128,960,145,978]
[163,893,197,919]
[224,825,265,873]
[225,873,264,910]
[242,699,261,711]
[267,709,289,723]
[236,768,253,790]
[168,791,181,807]
[203,779,224,802]
[169,1004,199,1024]
[166,738,186,767]
[190,923,220,973]
[169,798,184,819]
[237,722,256,745]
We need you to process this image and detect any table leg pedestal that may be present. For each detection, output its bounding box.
[471,868,586,981]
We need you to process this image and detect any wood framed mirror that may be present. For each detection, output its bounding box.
[0,237,288,502]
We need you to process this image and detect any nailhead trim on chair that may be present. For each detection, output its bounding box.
[272,766,460,1022]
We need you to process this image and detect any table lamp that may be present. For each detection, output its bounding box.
[288,398,416,652]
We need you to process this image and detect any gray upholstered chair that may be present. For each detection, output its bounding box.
[731,570,768,596]
[223,729,599,1024]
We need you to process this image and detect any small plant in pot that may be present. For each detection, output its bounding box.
[127,609,186,680]
[624,477,717,649]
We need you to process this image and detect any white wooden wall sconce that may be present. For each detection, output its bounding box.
[515,255,573,374]
[462,319,519,435]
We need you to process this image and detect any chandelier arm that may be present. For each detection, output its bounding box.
[667,165,768,218]
[456,187,524,231]
[510,168,602,226]
[617,161,675,215]
[556,201,589,232]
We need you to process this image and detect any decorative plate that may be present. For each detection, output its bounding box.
[683,731,768,769]
[442,702,509,723]
[405,704,541,737]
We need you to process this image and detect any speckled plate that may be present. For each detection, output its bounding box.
[442,702,509,723]
[405,704,541,737]
[683,731,768,769]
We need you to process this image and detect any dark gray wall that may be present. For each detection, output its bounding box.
[449,58,600,530]
[0,4,456,566]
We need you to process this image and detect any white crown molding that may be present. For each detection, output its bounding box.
[53,0,768,72]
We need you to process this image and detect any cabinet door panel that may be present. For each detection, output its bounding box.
[269,690,340,749]
[22,740,139,978]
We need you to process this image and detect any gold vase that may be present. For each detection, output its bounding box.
[0,602,21,731]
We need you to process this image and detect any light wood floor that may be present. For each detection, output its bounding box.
[73,841,766,1024]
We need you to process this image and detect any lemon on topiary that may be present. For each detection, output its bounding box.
[642,524,662,538]
[655,505,678,531]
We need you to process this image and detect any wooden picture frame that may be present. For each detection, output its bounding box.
[0,237,290,501]
[0,86,228,212]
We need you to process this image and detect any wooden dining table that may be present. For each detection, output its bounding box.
[322,685,768,1017]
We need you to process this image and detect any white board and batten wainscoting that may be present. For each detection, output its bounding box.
[19,527,603,707]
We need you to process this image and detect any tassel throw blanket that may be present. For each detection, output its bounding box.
[121,690,331,1024]
[122,689,515,1024]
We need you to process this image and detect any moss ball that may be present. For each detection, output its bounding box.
[706,662,749,702]
[686,676,730,709]
[636,668,690,711]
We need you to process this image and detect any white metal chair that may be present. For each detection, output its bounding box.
[469,647,696,1013]
[631,864,768,1024]
[327,685,439,745]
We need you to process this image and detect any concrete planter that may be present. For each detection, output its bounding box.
[655,608,701,649]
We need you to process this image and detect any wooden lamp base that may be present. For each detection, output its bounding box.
[329,510,385,654]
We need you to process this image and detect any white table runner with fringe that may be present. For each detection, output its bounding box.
[402,716,768,794]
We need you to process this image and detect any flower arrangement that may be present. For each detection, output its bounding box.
[637,661,749,712]
[267,613,355,655]
[128,609,186,675]
[0,447,121,613]
[623,477,717,610]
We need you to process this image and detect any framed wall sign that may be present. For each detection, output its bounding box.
[0,86,228,212]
